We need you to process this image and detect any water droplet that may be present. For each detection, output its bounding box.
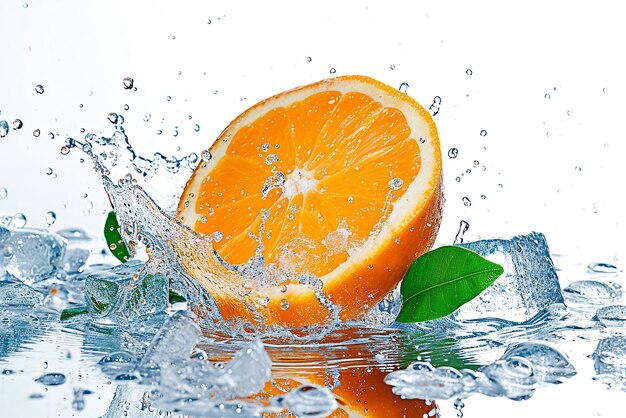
[480,130,487,137]
[23,3,28,8]
[453,220,470,244]
[347,196,354,204]
[388,178,403,190]
[466,68,473,75]
[473,160,479,167]
[156,130,162,135]
[0,188,7,199]
[194,124,200,132]
[455,176,461,182]
[447,148,458,158]
[36,373,66,386]
[265,154,279,165]
[390,64,396,70]
[307,56,312,62]
[123,104,129,111]
[48,132,55,139]
[13,213,27,228]
[462,197,472,206]
[60,146,70,155]
[330,68,336,74]
[212,231,224,242]
[480,194,486,200]
[498,183,503,188]
[201,150,212,162]
[122,77,134,89]
[143,114,151,122]
[12,119,23,130]
[595,305,626,327]
[35,84,44,94]
[587,262,620,274]
[567,110,573,116]
[33,129,40,137]
[398,82,409,93]
[280,298,290,310]
[108,112,119,124]
[574,166,582,173]
[46,211,57,226]
[545,93,551,99]
[45,167,53,175]
[0,120,8,138]
[166,96,172,101]
[602,87,608,93]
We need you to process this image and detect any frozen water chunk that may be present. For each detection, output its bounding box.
[595,305,626,327]
[84,261,168,321]
[0,226,13,276]
[5,228,67,284]
[61,248,90,274]
[385,341,575,401]
[455,232,564,322]
[140,310,201,367]
[0,281,43,306]
[592,336,626,389]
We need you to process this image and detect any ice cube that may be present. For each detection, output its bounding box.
[84,261,168,321]
[140,310,201,367]
[0,281,43,306]
[61,248,90,274]
[455,232,564,322]
[0,226,12,276]
[5,228,67,284]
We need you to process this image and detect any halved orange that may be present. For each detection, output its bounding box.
[177,75,443,328]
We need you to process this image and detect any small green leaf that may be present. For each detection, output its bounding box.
[91,296,110,312]
[104,211,130,263]
[396,246,504,323]
[169,289,186,304]
[60,306,89,321]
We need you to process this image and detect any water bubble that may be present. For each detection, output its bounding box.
[36,373,66,386]
[35,84,44,94]
[429,96,442,116]
[156,130,162,135]
[453,220,470,244]
[480,194,486,200]
[23,3,28,8]
[123,104,129,111]
[462,197,472,207]
[587,262,620,274]
[45,167,53,175]
[544,93,551,99]
[107,112,118,124]
[347,196,354,204]
[201,150,212,162]
[0,188,7,199]
[143,114,151,122]
[60,146,70,155]
[466,68,473,75]
[480,130,487,137]
[12,119,23,130]
[329,68,336,74]
[45,211,57,226]
[0,120,8,138]
[166,96,172,101]
[48,132,55,139]
[261,143,270,152]
[473,160,479,167]
[574,166,582,173]
[194,124,200,132]
[398,82,409,93]
[280,298,290,310]
[390,64,396,70]
[33,129,40,137]
[388,178,403,190]
[448,148,458,159]
[567,110,573,116]
[122,77,134,89]
[307,56,312,62]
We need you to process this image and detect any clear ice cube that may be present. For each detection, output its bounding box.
[0,280,44,306]
[455,232,564,322]
[84,261,168,321]
[5,228,67,284]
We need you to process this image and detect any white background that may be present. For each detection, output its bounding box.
[1,0,625,417]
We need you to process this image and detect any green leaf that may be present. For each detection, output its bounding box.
[169,289,186,304]
[104,211,131,263]
[60,306,89,321]
[396,246,504,323]
[91,296,110,312]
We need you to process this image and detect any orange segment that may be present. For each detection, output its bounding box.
[178,75,443,327]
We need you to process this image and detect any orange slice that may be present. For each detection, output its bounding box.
[178,75,443,327]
